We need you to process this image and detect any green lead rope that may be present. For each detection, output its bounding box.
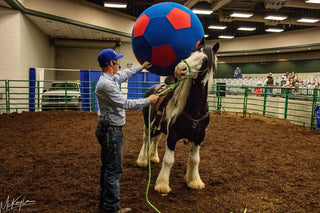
[145,79,181,213]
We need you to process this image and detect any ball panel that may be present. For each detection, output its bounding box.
[132,36,152,64]
[166,8,191,30]
[143,2,178,19]
[143,17,175,47]
[151,45,177,68]
[171,29,199,59]
[133,14,150,38]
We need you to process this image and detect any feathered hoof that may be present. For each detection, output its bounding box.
[136,158,148,167]
[154,183,172,194]
[187,179,205,189]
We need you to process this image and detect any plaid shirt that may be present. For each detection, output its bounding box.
[95,67,150,126]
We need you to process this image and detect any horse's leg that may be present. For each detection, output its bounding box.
[150,134,161,163]
[155,145,174,194]
[185,143,205,189]
[136,127,149,167]
[137,127,161,167]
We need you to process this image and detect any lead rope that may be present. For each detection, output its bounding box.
[145,80,182,213]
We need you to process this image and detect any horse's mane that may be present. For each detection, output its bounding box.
[166,77,192,126]
[165,45,217,128]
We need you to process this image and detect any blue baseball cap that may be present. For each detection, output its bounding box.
[98,49,123,67]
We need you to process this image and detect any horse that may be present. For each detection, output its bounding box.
[136,42,220,194]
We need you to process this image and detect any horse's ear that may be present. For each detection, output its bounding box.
[199,37,205,47]
[212,42,220,53]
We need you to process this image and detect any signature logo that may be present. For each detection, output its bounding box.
[0,195,36,212]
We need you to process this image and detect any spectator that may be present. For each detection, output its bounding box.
[315,105,320,130]
[283,80,293,88]
[289,78,295,87]
[308,80,316,89]
[264,73,274,97]
[255,81,263,97]
[281,72,289,86]
[288,71,296,80]
[298,78,306,88]
[316,80,320,88]
[233,67,242,79]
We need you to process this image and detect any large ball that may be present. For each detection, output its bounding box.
[132,2,204,76]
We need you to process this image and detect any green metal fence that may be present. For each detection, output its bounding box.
[0,80,319,129]
[211,84,320,129]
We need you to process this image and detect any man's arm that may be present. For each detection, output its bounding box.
[100,83,158,109]
[114,62,152,83]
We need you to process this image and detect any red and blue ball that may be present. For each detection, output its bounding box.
[132,2,204,76]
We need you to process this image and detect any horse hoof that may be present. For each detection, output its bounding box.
[155,184,172,194]
[187,180,205,189]
[136,159,148,167]
[150,155,160,164]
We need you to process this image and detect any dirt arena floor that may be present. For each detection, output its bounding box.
[0,110,319,213]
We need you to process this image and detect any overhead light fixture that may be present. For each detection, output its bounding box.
[204,34,209,38]
[265,28,284,32]
[297,18,319,23]
[264,15,287,21]
[306,0,320,3]
[192,9,213,15]
[218,35,234,39]
[230,12,253,18]
[237,27,256,31]
[208,25,227,30]
[104,2,127,8]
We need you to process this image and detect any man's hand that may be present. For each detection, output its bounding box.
[149,94,159,104]
[142,61,152,70]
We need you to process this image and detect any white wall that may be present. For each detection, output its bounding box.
[0,6,54,80]
[54,41,141,80]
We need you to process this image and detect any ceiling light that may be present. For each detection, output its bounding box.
[306,0,320,3]
[218,35,234,39]
[265,28,284,32]
[297,18,319,23]
[192,9,213,15]
[208,25,227,30]
[230,12,253,18]
[104,2,127,8]
[204,34,209,38]
[264,15,287,21]
[237,27,256,31]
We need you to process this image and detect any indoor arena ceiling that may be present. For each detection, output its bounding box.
[87,0,320,39]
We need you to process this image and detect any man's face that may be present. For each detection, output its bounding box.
[111,60,119,74]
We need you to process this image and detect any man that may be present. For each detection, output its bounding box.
[233,67,242,79]
[95,49,159,213]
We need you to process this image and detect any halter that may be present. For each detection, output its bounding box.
[180,59,209,75]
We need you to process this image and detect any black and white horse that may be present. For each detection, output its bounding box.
[137,43,220,194]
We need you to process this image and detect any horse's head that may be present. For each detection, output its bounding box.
[174,43,219,82]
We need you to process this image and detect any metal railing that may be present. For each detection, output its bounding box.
[0,80,319,129]
[211,84,320,129]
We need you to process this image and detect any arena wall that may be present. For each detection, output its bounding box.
[0,7,54,80]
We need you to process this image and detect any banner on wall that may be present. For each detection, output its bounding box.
[80,70,101,111]
[127,71,160,99]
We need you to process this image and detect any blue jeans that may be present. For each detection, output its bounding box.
[266,88,273,97]
[95,120,123,212]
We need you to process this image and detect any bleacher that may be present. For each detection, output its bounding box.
[212,73,320,96]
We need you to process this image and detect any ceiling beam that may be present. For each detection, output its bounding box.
[211,0,232,12]
[184,0,200,8]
